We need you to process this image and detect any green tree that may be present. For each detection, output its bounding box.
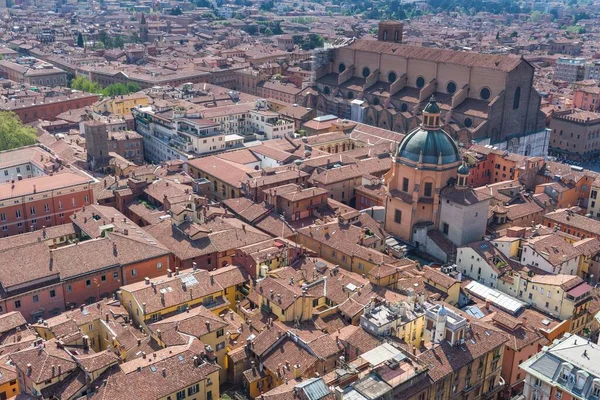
[70,76,103,94]
[126,82,141,93]
[0,112,37,151]
[260,0,274,10]
[530,11,543,22]
[129,31,140,43]
[76,32,84,48]
[301,34,324,50]
[113,35,124,49]
[103,83,128,96]
[270,21,283,35]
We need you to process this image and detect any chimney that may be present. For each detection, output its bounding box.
[167,269,172,277]
[105,313,109,322]
[175,267,179,275]
[157,329,162,339]
[192,262,198,271]
[205,320,210,331]
[137,338,142,346]
[162,368,166,377]
[83,335,89,350]
[142,302,147,314]
[113,242,118,256]
[293,364,301,379]
[142,352,146,359]
[205,345,214,361]
[145,277,150,285]
[522,317,528,328]
[210,275,214,285]
[51,365,55,376]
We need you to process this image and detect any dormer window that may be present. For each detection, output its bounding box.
[561,367,570,381]
[577,371,589,389]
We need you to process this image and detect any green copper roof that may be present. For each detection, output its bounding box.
[397,126,460,165]
[457,164,470,175]
[423,95,440,114]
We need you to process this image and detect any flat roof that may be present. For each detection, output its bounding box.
[360,343,403,367]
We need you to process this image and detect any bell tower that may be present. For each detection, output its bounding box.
[139,13,149,43]
[378,21,403,43]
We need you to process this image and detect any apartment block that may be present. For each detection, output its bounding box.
[0,172,94,237]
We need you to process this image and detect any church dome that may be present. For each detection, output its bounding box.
[397,127,460,165]
[457,163,470,175]
[396,96,460,165]
[423,99,440,114]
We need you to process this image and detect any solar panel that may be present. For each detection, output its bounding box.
[150,365,157,372]
[480,243,488,250]
[178,355,184,363]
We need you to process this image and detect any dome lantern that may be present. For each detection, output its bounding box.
[422,95,441,130]
[457,163,470,188]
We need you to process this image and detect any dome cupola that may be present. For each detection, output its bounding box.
[457,163,469,188]
[396,96,460,167]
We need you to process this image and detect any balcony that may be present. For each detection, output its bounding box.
[203,296,229,311]
[483,376,505,399]
[462,381,480,394]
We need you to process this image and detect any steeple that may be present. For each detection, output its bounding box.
[422,95,441,130]
[140,13,146,25]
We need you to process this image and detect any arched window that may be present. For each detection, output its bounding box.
[394,31,399,42]
[400,103,408,112]
[464,118,473,128]
[347,91,354,99]
[416,76,425,88]
[338,63,346,73]
[323,86,330,95]
[513,86,521,109]
[373,97,380,106]
[362,67,370,78]
[383,30,388,41]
